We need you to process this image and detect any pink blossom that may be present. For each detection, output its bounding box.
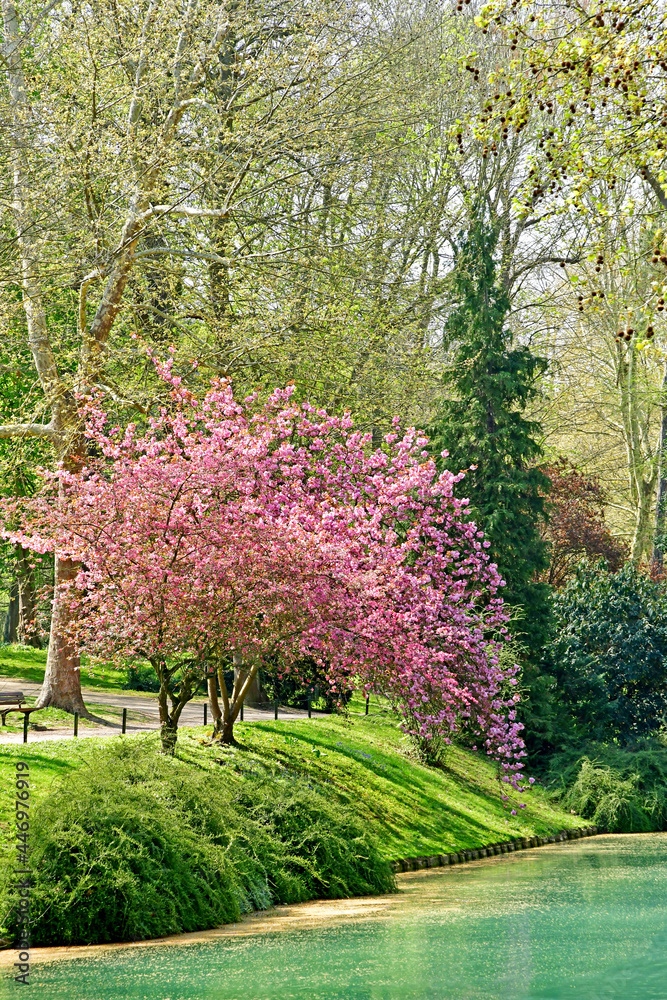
[0,365,525,773]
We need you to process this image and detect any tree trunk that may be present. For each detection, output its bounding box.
[211,654,261,744]
[14,544,41,648]
[1,1,230,715]
[3,582,18,644]
[233,650,265,707]
[207,675,223,736]
[632,477,657,567]
[3,0,84,709]
[160,718,179,754]
[241,669,264,707]
[653,363,667,572]
[220,715,235,743]
[35,555,88,715]
[157,683,179,754]
[214,661,237,744]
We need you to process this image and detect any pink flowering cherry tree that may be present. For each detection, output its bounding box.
[3,363,525,780]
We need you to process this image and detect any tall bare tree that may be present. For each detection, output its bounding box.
[1,0,425,711]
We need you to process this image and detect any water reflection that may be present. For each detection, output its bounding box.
[2,834,666,1000]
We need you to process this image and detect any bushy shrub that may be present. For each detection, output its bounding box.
[547,743,667,833]
[260,658,352,713]
[235,780,394,901]
[123,664,160,692]
[540,562,667,746]
[0,739,393,946]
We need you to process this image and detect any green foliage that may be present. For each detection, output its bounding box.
[517,657,571,765]
[540,562,667,747]
[261,659,351,712]
[123,664,160,692]
[547,744,667,833]
[234,779,394,901]
[428,216,550,653]
[0,739,394,946]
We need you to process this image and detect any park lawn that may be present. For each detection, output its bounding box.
[0,644,206,701]
[0,644,161,702]
[0,644,162,734]
[0,644,128,693]
[0,711,580,861]
[0,644,50,686]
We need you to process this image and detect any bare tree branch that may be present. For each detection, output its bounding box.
[0,422,59,441]
[642,165,667,212]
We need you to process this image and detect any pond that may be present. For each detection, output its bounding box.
[2,833,666,1000]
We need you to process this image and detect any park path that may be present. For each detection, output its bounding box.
[0,679,319,746]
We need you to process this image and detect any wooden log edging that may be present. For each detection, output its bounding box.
[390,826,601,873]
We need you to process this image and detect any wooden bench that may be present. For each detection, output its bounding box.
[0,692,43,726]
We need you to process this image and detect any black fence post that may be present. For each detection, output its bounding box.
[307,698,312,719]
[204,703,208,726]
[274,700,279,720]
[122,708,127,734]
[74,712,79,737]
[240,703,244,722]
[23,714,28,744]
[365,694,370,716]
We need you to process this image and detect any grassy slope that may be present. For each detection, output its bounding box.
[1,642,580,856]
[0,712,579,861]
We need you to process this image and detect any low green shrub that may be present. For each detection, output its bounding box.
[0,739,393,946]
[235,779,395,901]
[261,664,351,713]
[547,743,667,833]
[123,664,160,692]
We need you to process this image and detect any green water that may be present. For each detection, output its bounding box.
[4,834,667,1000]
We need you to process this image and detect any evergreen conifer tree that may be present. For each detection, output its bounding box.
[429,218,551,652]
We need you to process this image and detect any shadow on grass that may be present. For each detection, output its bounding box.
[240,720,517,852]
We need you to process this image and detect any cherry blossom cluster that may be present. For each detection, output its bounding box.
[3,361,526,780]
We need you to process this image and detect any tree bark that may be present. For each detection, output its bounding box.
[1,1,238,713]
[210,653,261,744]
[207,674,223,736]
[35,556,88,715]
[652,362,667,573]
[157,682,179,754]
[14,544,41,648]
[233,649,265,707]
[220,716,235,743]
[160,717,179,755]
[3,583,18,644]
[3,0,85,710]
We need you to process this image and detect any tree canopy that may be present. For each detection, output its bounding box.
[3,362,525,778]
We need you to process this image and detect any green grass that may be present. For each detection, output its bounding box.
[0,701,156,735]
[0,643,582,868]
[0,644,49,686]
[0,705,584,946]
[0,713,580,861]
[0,643,205,700]
[0,645,157,701]
[0,643,131,692]
[0,642,163,734]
